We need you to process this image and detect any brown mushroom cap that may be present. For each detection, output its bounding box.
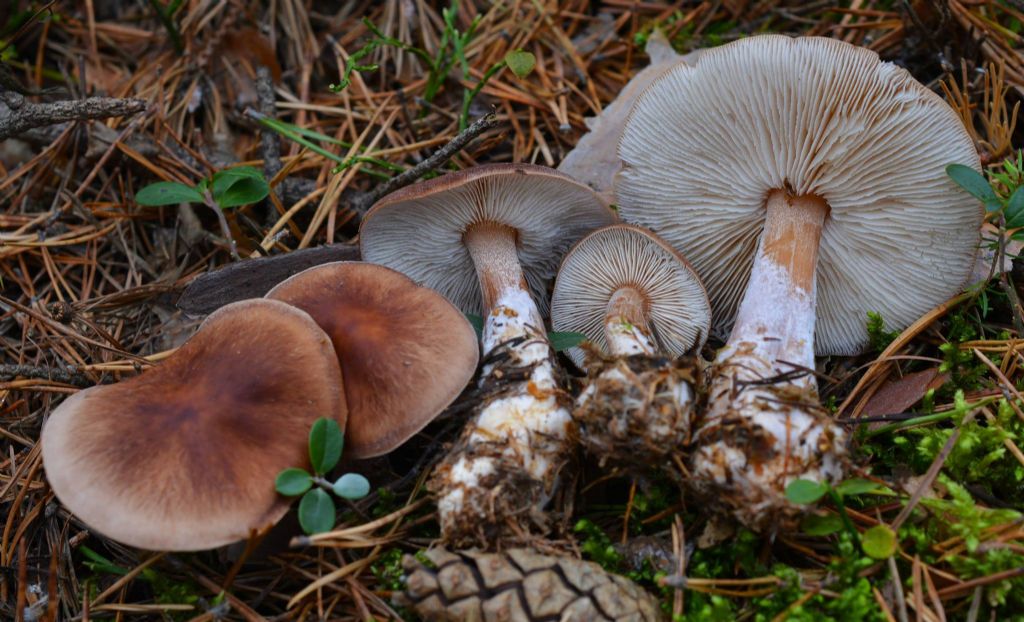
[41,299,345,551]
[266,262,479,458]
[359,163,618,316]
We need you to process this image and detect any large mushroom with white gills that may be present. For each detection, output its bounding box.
[359,163,617,545]
[616,35,983,528]
[550,223,711,469]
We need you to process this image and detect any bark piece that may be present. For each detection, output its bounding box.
[176,244,359,315]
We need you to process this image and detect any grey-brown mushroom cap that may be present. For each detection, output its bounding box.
[616,35,983,355]
[267,262,479,459]
[551,224,711,369]
[40,299,345,551]
[359,163,619,316]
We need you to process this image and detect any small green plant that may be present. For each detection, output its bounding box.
[136,166,270,259]
[330,2,535,130]
[865,311,899,352]
[146,0,184,53]
[948,158,1024,234]
[786,477,893,552]
[275,418,371,535]
[135,166,270,211]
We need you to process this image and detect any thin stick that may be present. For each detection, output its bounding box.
[351,111,500,212]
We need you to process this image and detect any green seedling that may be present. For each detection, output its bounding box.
[330,2,535,130]
[275,417,371,535]
[787,477,894,556]
[135,166,270,259]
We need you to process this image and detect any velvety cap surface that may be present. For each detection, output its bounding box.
[267,262,479,458]
[41,299,345,551]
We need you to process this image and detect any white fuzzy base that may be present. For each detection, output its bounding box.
[692,256,847,528]
[436,287,572,540]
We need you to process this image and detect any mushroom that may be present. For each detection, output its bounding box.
[359,163,617,545]
[265,261,479,459]
[550,224,711,469]
[41,299,345,551]
[558,30,701,202]
[616,35,983,528]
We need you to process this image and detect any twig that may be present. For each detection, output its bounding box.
[0,364,94,388]
[0,95,146,141]
[350,111,500,213]
[256,66,283,228]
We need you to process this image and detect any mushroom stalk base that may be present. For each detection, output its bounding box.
[692,191,847,530]
[575,287,696,470]
[434,226,572,547]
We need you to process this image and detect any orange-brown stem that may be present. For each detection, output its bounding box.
[463,223,528,311]
[724,190,828,370]
[761,190,829,294]
[603,287,655,356]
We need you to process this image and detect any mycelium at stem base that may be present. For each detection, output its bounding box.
[432,222,573,547]
[575,284,697,471]
[692,190,848,530]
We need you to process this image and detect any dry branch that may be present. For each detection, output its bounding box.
[0,94,146,141]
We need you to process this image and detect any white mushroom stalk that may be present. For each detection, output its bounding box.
[551,225,710,470]
[435,222,573,545]
[693,191,846,527]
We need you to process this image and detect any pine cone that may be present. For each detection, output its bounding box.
[395,547,664,621]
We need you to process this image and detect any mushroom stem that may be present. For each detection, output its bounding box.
[693,190,847,529]
[464,222,530,318]
[437,223,573,546]
[603,287,655,356]
[728,190,827,372]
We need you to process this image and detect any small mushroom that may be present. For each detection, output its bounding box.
[265,261,479,459]
[550,224,711,469]
[616,35,982,528]
[41,299,345,551]
[360,163,616,545]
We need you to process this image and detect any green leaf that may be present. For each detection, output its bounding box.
[946,164,1000,211]
[135,181,202,206]
[548,331,587,352]
[309,418,343,475]
[333,473,371,500]
[297,489,336,535]
[1006,186,1024,228]
[835,478,884,498]
[801,513,844,536]
[464,312,484,339]
[785,479,829,505]
[275,468,313,496]
[211,166,270,209]
[505,49,536,78]
[861,524,897,559]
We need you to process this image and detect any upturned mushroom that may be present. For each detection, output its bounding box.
[41,299,345,551]
[616,35,983,527]
[266,261,479,458]
[550,224,711,469]
[359,163,616,545]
